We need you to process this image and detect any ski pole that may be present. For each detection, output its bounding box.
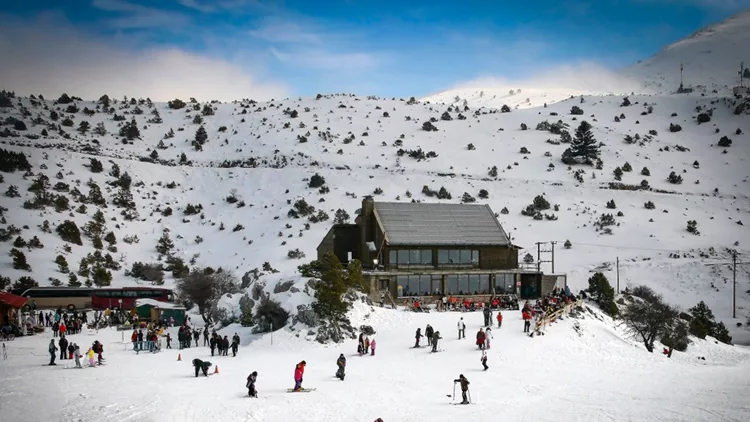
[468,389,472,404]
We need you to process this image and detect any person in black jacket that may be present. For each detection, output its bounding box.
[209,335,216,356]
[193,358,212,377]
[231,334,239,357]
[203,328,209,346]
[246,371,258,397]
[425,325,434,346]
[335,354,346,380]
[59,336,68,360]
[414,328,422,348]
[454,374,470,404]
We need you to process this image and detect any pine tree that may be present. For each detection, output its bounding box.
[68,273,81,287]
[156,230,174,255]
[119,118,140,140]
[194,125,208,146]
[562,121,599,165]
[55,255,69,273]
[77,121,90,134]
[11,248,32,271]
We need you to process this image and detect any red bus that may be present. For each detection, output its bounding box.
[90,287,174,310]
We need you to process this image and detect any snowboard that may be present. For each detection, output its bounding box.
[287,388,316,393]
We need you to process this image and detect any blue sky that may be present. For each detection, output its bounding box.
[0,0,748,100]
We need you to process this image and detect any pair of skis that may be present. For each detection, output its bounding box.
[286,388,316,393]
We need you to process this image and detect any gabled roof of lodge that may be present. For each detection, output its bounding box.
[372,201,511,247]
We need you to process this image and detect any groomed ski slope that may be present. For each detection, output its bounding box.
[2,302,749,422]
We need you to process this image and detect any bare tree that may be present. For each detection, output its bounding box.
[621,289,678,352]
[175,268,239,324]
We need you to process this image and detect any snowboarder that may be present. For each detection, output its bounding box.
[193,358,212,377]
[484,327,493,349]
[59,335,68,360]
[425,324,434,346]
[48,339,58,365]
[483,306,491,327]
[476,328,485,350]
[336,353,346,380]
[457,317,465,339]
[480,350,488,371]
[246,371,258,397]
[370,338,376,356]
[293,360,306,391]
[522,309,532,333]
[497,311,503,328]
[431,331,442,352]
[414,328,423,348]
[454,374,470,404]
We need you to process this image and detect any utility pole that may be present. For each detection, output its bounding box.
[740,62,745,88]
[616,257,620,293]
[536,242,542,272]
[550,241,557,273]
[722,249,740,319]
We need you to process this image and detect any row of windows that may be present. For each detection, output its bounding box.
[24,289,93,298]
[397,273,517,296]
[388,249,480,267]
[92,290,168,298]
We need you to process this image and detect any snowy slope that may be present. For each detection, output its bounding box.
[624,10,750,94]
[1,302,749,422]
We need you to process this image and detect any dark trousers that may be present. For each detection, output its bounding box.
[427,336,432,346]
[484,316,489,326]
[458,329,464,339]
[461,390,468,403]
[60,349,66,359]
[524,321,530,333]
[49,352,56,365]
[204,337,208,346]
[210,347,215,356]
[195,365,208,377]
[248,384,257,397]
[232,347,237,357]
[482,360,488,370]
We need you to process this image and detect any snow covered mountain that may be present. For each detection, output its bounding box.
[624,9,750,94]
[0,11,749,345]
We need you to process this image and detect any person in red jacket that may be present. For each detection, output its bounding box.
[293,360,306,391]
[475,328,485,350]
[496,311,503,328]
[522,310,532,333]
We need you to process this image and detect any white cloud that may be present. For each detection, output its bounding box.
[92,0,191,29]
[249,19,322,44]
[0,13,287,102]
[452,62,641,94]
[269,47,378,71]
[176,0,216,13]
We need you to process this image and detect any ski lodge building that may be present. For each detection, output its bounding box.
[317,197,564,304]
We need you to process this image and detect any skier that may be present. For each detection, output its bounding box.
[370,338,376,356]
[209,335,216,356]
[246,371,258,397]
[67,342,75,360]
[293,360,306,391]
[425,324,434,346]
[86,347,96,367]
[431,330,442,352]
[457,317,465,339]
[484,327,493,349]
[480,350,488,371]
[453,374,471,404]
[59,335,68,360]
[131,330,138,349]
[483,305,491,327]
[335,353,346,380]
[496,311,503,328]
[476,328,485,350]
[192,358,212,377]
[166,332,172,349]
[203,328,209,346]
[48,339,58,365]
[522,309,532,333]
[73,344,82,368]
[414,328,423,348]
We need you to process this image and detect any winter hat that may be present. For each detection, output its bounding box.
[252,371,257,376]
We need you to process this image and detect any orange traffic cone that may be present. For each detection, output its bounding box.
[214,365,219,374]
[177,354,181,361]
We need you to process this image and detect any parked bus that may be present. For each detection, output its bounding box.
[90,287,173,310]
[20,287,93,311]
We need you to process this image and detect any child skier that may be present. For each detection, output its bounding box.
[246,371,258,397]
[336,354,346,380]
[293,360,306,391]
[497,311,503,328]
[86,347,96,367]
[485,327,493,349]
[414,328,423,348]
[453,374,471,404]
[73,344,82,368]
[431,331,442,352]
[480,350,488,371]
[370,338,376,356]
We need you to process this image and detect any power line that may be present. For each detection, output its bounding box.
[552,240,750,256]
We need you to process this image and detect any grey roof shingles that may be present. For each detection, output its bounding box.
[373,202,510,246]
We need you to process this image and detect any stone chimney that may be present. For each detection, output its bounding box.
[360,196,375,268]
